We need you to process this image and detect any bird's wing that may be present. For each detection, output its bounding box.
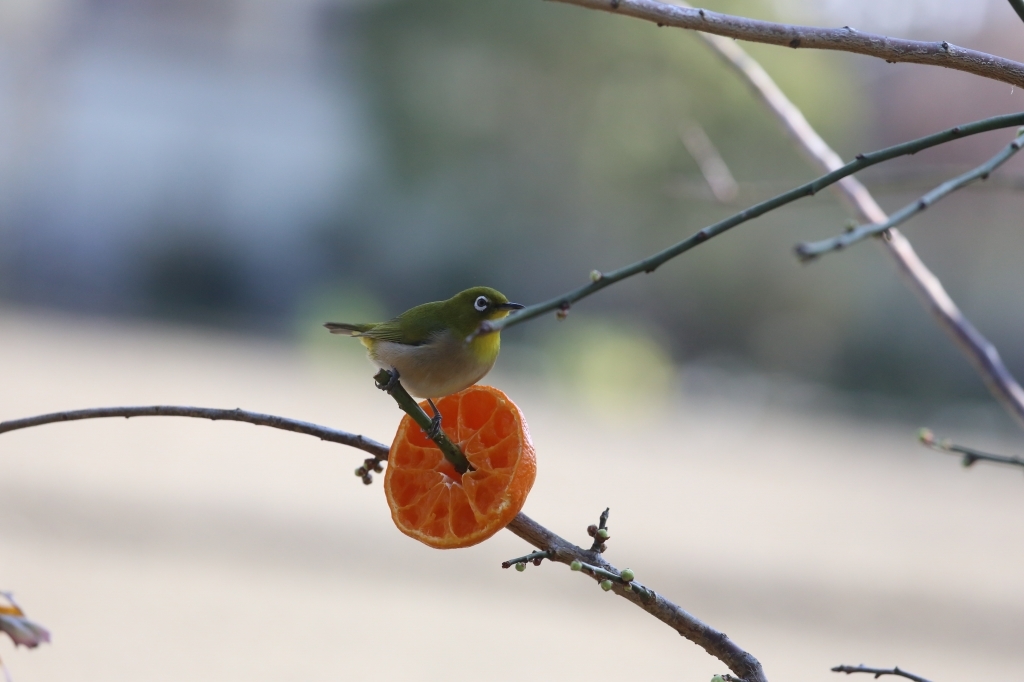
[324,322,377,336]
[362,301,447,346]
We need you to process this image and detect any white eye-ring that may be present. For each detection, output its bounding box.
[474,296,490,312]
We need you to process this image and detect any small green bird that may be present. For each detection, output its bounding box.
[325,286,524,431]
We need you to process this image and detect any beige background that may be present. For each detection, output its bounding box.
[1,309,1022,681]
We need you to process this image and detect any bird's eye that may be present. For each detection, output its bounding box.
[474,296,490,312]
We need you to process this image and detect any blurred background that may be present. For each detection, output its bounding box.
[2,0,1024,407]
[2,0,1024,679]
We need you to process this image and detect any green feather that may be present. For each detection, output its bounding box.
[324,286,517,346]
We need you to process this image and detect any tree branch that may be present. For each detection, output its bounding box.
[796,132,1024,260]
[1009,0,1024,25]
[0,406,390,459]
[1,402,766,680]
[548,0,1024,89]
[371,368,474,474]
[918,428,1024,472]
[504,513,767,682]
[832,664,933,682]
[687,19,1024,430]
[474,111,1024,339]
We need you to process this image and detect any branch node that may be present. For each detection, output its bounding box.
[588,507,611,552]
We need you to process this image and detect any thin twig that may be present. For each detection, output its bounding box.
[1009,0,1024,25]
[680,122,739,203]
[505,513,767,682]
[371,368,474,474]
[587,506,610,553]
[473,111,1024,340]
[832,664,933,682]
[690,19,1024,430]
[501,549,553,568]
[0,406,390,458]
[919,428,1024,472]
[548,0,1024,89]
[797,132,1024,260]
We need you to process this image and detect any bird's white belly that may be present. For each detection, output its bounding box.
[368,331,495,399]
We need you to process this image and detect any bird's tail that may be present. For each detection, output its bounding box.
[324,322,376,336]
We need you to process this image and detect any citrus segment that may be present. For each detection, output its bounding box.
[384,385,536,549]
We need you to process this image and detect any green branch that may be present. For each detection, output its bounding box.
[372,369,474,475]
[474,112,1024,339]
[796,131,1024,261]
[1010,0,1024,24]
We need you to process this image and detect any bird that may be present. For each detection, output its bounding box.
[325,286,524,435]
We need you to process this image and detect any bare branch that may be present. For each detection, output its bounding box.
[1,399,768,679]
[1010,0,1024,25]
[0,406,390,459]
[832,664,933,682]
[796,132,1024,260]
[919,428,1024,472]
[505,513,768,682]
[548,0,1024,89]
[689,21,1024,430]
[370,383,768,680]
[475,111,1024,339]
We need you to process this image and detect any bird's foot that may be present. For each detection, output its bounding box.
[376,367,401,393]
[426,398,443,440]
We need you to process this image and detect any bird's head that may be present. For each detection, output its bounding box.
[444,286,524,338]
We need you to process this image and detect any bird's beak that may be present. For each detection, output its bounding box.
[496,302,525,311]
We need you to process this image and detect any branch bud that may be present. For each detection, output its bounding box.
[570,560,582,571]
[597,528,610,540]
[600,580,613,591]
[515,562,526,572]
[619,568,634,582]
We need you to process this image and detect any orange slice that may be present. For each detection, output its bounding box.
[384,385,536,549]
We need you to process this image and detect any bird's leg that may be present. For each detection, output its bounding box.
[426,399,443,440]
[376,367,401,393]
